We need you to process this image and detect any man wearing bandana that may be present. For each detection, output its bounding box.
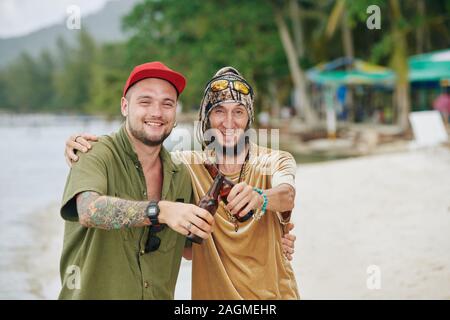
[65,66,300,299]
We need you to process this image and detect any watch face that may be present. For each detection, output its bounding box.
[149,207,156,215]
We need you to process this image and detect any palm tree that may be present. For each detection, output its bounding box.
[325,0,354,59]
[272,0,318,126]
[389,0,410,131]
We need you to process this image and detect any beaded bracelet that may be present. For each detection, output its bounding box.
[253,187,268,220]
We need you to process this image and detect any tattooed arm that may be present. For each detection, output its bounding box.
[75,191,216,239]
[76,191,150,230]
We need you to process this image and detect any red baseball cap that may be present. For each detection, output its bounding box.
[123,61,186,97]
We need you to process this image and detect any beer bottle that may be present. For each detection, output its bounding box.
[188,174,224,244]
[219,180,254,222]
[204,162,254,222]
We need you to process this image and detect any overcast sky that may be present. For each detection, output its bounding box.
[0,0,110,38]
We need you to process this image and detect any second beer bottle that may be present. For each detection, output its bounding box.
[204,161,254,222]
[187,173,225,244]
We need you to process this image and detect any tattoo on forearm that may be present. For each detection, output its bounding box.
[76,191,149,230]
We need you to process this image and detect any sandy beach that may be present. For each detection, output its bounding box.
[294,145,450,299]
[2,144,449,299]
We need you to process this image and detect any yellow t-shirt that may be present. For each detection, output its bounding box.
[172,142,300,299]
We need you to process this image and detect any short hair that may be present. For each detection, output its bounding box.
[124,84,136,101]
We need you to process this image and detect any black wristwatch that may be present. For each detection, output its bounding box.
[146,200,160,226]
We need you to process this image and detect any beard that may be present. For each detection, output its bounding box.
[127,117,172,147]
[213,133,248,160]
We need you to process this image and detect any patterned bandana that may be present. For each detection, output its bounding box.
[198,67,254,134]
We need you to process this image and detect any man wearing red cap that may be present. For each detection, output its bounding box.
[58,62,215,299]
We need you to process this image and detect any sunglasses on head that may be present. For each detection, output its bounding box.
[210,79,251,95]
[144,225,164,253]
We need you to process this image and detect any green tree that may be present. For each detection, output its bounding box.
[271,0,318,125]
[35,50,57,111]
[389,0,410,130]
[53,30,97,112]
[123,0,288,117]
[0,72,11,111]
[89,43,130,116]
[2,53,40,112]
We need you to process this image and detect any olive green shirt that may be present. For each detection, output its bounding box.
[59,124,193,300]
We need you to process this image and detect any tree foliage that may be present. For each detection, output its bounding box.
[0,0,448,119]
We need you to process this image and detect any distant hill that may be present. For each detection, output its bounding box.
[0,0,140,68]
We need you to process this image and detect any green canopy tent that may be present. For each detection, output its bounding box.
[307,57,395,85]
[306,58,396,133]
[307,50,450,85]
[409,49,450,83]
[408,49,450,112]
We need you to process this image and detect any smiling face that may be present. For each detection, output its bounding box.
[207,102,249,150]
[121,78,178,146]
